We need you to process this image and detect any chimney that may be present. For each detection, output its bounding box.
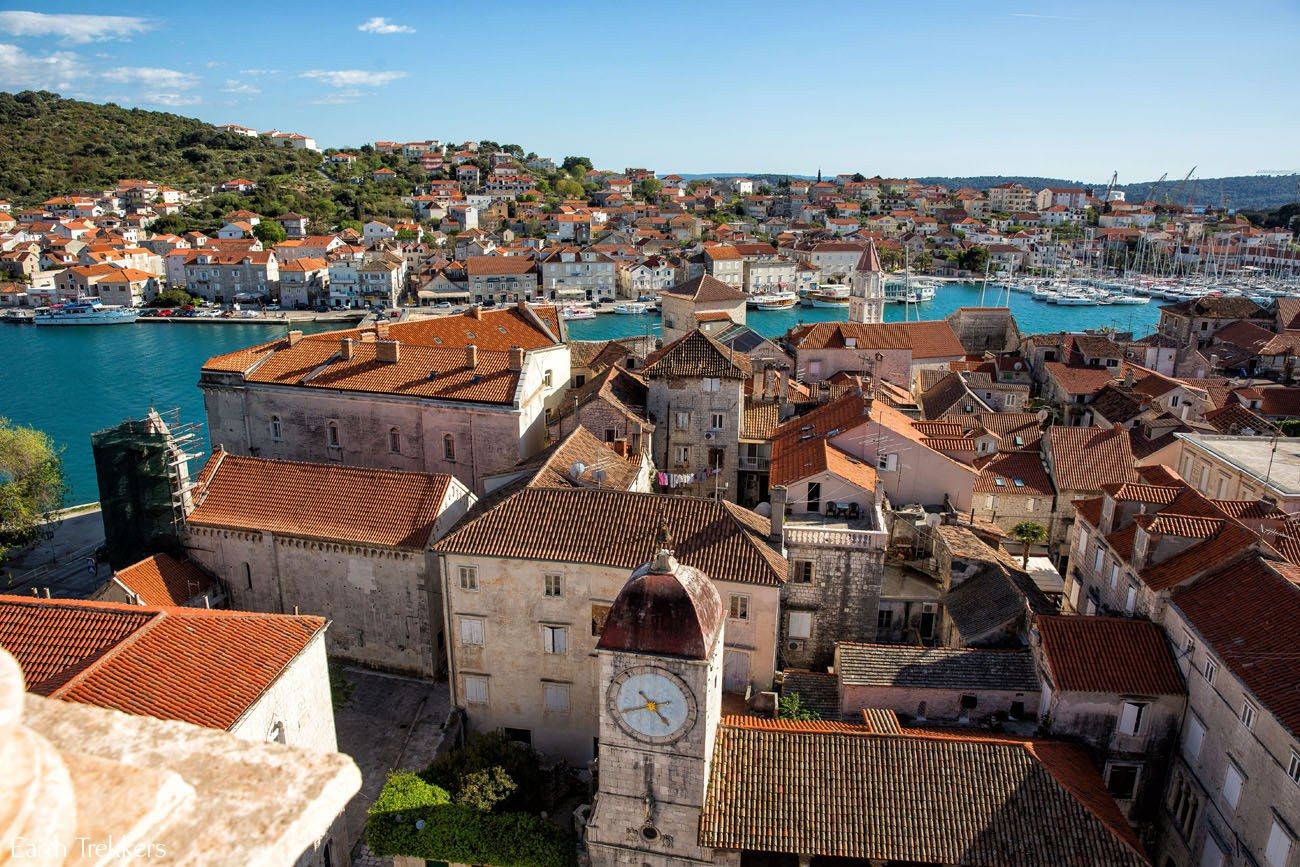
[340,337,355,360]
[468,305,483,320]
[752,364,764,399]
[516,298,528,312]
[377,339,401,363]
[508,345,525,371]
[465,343,478,369]
[374,320,390,339]
[769,485,787,542]
[287,330,303,346]
[611,439,628,457]
[1124,367,1134,388]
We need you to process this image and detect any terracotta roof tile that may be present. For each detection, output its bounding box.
[662,273,747,302]
[1173,555,1300,734]
[644,329,751,379]
[112,554,214,607]
[1046,426,1138,493]
[0,595,324,731]
[433,488,786,586]
[1037,616,1184,695]
[1139,522,1258,592]
[789,321,965,359]
[770,437,877,490]
[974,450,1053,496]
[189,452,453,550]
[699,720,1148,865]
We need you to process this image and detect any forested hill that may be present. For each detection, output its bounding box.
[0,91,322,202]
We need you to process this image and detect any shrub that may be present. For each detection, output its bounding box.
[366,773,576,867]
[422,730,547,813]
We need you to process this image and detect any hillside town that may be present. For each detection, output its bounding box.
[5,137,1300,867]
[0,134,1296,318]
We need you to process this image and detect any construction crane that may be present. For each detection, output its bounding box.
[1103,170,1118,203]
[1169,166,1196,209]
[1145,172,1167,205]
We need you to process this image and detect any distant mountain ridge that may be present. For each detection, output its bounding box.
[673,173,1299,210]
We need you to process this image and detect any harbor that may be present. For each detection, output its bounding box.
[0,279,1168,504]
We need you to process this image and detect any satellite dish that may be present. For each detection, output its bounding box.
[1013,361,1024,371]
[569,461,587,481]
[754,502,772,517]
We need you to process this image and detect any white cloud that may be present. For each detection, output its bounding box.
[103,66,199,91]
[358,17,415,35]
[239,68,280,76]
[0,42,84,90]
[0,11,153,44]
[301,69,406,88]
[310,89,363,105]
[222,80,260,95]
[101,67,200,107]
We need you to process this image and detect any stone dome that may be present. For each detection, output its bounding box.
[596,545,723,660]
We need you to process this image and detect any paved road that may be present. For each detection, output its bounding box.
[4,508,107,599]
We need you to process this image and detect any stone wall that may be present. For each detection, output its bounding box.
[781,541,885,670]
[186,527,438,677]
[647,377,745,502]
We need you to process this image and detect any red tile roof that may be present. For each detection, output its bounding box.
[770,437,878,490]
[788,321,965,359]
[189,452,454,550]
[112,553,214,607]
[644,328,751,379]
[1036,616,1184,695]
[974,450,1053,496]
[0,595,325,731]
[1173,555,1300,734]
[663,273,747,302]
[433,488,786,586]
[1047,426,1138,493]
[699,718,1148,865]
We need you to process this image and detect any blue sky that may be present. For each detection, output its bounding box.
[1,1,1297,180]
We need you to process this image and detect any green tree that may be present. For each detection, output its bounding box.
[149,288,195,308]
[422,731,547,814]
[147,214,189,235]
[1010,520,1048,568]
[636,178,662,201]
[252,220,287,245]
[561,155,593,175]
[958,245,990,274]
[777,692,820,721]
[554,178,585,199]
[454,766,517,812]
[0,419,67,559]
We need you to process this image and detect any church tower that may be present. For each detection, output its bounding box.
[586,529,724,866]
[849,238,885,324]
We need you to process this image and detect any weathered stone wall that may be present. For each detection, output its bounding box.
[781,542,885,670]
[647,377,745,502]
[185,527,436,677]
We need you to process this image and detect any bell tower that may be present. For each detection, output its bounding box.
[849,238,885,324]
[586,528,724,866]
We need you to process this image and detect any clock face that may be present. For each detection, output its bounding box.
[608,666,698,744]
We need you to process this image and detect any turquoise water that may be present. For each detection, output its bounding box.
[567,281,1161,341]
[0,283,1158,504]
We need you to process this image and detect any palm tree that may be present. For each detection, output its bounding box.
[1010,520,1048,568]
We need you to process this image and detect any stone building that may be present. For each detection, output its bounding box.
[0,596,354,866]
[834,642,1042,725]
[766,431,889,669]
[945,306,1023,353]
[545,363,654,458]
[1034,616,1186,829]
[184,452,473,677]
[659,274,747,344]
[432,487,785,765]
[784,320,966,386]
[200,304,570,494]
[95,552,222,608]
[644,329,750,501]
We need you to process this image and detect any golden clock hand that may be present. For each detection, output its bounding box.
[621,704,649,713]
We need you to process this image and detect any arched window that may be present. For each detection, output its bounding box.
[388,427,401,454]
[270,415,282,441]
[267,720,286,745]
[327,421,340,447]
[443,433,456,461]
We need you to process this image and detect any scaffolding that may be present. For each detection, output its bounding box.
[91,408,204,569]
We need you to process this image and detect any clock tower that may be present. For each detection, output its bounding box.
[849,237,885,324]
[586,530,725,866]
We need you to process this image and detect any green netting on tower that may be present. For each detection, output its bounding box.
[91,414,186,569]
